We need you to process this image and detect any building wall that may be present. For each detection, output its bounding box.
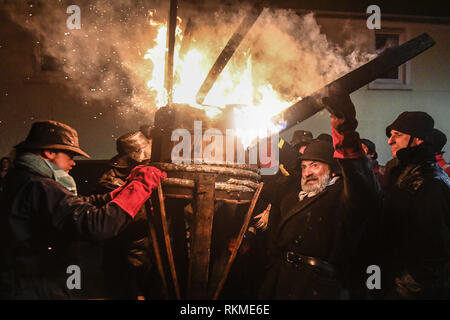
[282,16,450,165]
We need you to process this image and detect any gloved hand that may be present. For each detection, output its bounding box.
[322,92,357,133]
[322,91,365,159]
[110,183,125,199]
[110,165,163,199]
[111,166,167,218]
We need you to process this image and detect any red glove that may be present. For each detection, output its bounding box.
[109,165,162,199]
[322,93,365,159]
[110,184,125,199]
[322,92,357,133]
[111,166,167,218]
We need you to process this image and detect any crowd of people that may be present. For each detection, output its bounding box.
[0,93,449,300]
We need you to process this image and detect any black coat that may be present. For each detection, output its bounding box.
[0,166,133,299]
[259,158,379,299]
[96,167,158,299]
[379,144,450,299]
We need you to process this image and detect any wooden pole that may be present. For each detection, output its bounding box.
[195,1,264,105]
[145,201,169,299]
[278,33,435,132]
[213,182,264,300]
[165,0,178,105]
[157,184,181,299]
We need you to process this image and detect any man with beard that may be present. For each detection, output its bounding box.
[259,94,379,299]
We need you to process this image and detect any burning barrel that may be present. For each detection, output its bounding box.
[148,103,263,299]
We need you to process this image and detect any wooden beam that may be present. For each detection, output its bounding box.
[187,173,216,299]
[213,182,264,300]
[195,1,264,104]
[278,33,435,132]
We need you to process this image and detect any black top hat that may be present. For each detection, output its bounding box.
[431,128,447,154]
[299,140,337,169]
[291,130,313,147]
[316,133,333,144]
[386,111,434,140]
[110,131,152,168]
[14,120,90,158]
[360,138,378,159]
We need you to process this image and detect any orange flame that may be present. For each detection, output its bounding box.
[144,13,300,147]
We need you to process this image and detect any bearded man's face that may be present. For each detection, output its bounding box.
[301,160,331,194]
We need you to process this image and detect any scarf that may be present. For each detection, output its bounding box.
[298,175,340,201]
[15,153,78,195]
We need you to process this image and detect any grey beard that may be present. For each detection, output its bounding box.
[301,171,330,194]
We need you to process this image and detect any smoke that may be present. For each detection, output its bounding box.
[247,9,375,101]
[4,1,375,121]
[5,0,164,121]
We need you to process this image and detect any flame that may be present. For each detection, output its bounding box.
[144,13,299,147]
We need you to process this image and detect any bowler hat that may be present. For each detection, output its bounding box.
[431,128,447,154]
[300,140,336,168]
[110,131,152,168]
[291,130,313,147]
[15,120,90,158]
[386,111,434,140]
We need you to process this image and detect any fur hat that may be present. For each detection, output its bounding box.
[386,111,434,140]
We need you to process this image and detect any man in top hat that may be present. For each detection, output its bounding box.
[377,112,450,299]
[96,129,163,300]
[316,133,333,145]
[0,120,166,299]
[291,130,313,155]
[431,128,450,177]
[360,138,386,186]
[259,94,379,299]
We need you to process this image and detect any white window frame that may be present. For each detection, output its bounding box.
[368,28,412,90]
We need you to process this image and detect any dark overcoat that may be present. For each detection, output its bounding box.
[379,144,450,299]
[0,166,133,299]
[259,158,379,299]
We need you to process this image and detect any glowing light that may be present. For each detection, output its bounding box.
[144,15,299,146]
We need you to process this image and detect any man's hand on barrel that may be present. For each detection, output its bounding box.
[111,166,167,218]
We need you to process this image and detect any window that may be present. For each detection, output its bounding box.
[368,28,412,90]
[29,38,65,84]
